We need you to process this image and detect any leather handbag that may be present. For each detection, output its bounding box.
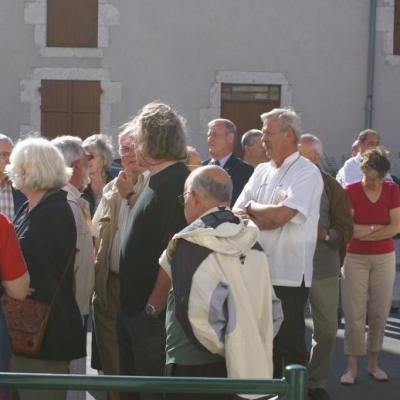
[1,249,76,357]
[0,295,50,356]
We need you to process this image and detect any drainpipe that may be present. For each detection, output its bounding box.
[365,0,377,128]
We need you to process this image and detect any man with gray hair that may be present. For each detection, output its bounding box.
[241,129,269,167]
[234,108,323,378]
[299,134,353,400]
[147,165,275,396]
[52,135,95,400]
[0,134,26,219]
[202,118,253,205]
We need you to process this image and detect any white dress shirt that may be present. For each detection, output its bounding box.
[63,183,95,316]
[235,152,323,287]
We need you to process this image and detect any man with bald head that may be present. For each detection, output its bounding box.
[147,166,274,397]
[299,134,353,400]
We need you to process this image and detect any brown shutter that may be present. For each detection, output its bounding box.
[47,0,98,48]
[395,0,400,55]
[41,80,100,140]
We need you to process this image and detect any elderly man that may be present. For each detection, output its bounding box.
[147,166,274,400]
[118,102,189,400]
[0,134,26,219]
[241,129,269,167]
[336,129,390,187]
[234,108,323,378]
[298,134,353,400]
[91,128,148,400]
[203,119,253,206]
[52,136,95,400]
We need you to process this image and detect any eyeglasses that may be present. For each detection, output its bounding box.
[177,192,191,206]
[119,146,135,156]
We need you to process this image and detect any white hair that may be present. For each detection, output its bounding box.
[52,135,84,167]
[241,129,263,147]
[6,137,72,191]
[83,134,114,169]
[0,134,13,146]
[260,108,301,137]
[300,133,323,157]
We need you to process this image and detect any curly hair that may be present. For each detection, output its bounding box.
[131,102,187,162]
[360,147,390,178]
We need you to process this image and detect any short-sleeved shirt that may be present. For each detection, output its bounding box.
[346,180,400,254]
[0,213,27,281]
[119,162,189,316]
[234,152,323,287]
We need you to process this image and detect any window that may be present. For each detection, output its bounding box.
[41,80,101,139]
[47,0,98,48]
[395,0,400,55]
[220,84,281,156]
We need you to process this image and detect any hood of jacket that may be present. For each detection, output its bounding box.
[172,208,259,256]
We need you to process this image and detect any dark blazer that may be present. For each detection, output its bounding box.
[203,155,254,206]
[14,190,86,361]
[12,187,26,216]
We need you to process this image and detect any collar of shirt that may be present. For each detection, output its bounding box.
[63,183,82,200]
[213,153,232,168]
[270,151,300,169]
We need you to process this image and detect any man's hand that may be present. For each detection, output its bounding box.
[318,227,328,240]
[116,170,138,199]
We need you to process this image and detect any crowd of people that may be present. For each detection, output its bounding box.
[0,104,399,400]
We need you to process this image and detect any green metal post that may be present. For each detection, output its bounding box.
[283,365,307,400]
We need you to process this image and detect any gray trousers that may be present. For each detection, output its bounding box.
[11,356,69,400]
[308,276,339,389]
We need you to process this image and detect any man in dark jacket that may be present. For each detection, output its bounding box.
[299,134,353,400]
[202,119,253,206]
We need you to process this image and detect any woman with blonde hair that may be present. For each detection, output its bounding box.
[82,134,114,215]
[7,137,85,400]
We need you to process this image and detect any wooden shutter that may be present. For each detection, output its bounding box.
[221,84,281,157]
[395,0,400,55]
[41,80,101,140]
[47,0,98,47]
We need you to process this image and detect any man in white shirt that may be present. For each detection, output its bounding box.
[52,136,95,400]
[234,108,323,378]
[336,129,388,187]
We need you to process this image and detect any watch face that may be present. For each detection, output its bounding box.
[146,304,157,317]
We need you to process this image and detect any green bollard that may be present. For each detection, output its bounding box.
[284,365,307,400]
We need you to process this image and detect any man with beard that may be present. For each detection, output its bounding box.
[52,136,95,400]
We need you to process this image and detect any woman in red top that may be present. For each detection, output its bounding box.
[0,212,30,400]
[340,148,400,385]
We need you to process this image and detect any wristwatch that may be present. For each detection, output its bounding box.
[145,303,159,318]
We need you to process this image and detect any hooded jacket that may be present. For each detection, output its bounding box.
[160,208,275,383]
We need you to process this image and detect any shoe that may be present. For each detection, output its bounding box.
[368,368,388,381]
[340,371,356,385]
[308,388,331,400]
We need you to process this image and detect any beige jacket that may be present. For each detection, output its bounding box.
[92,173,148,308]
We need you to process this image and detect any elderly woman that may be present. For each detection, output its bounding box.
[82,134,114,215]
[340,148,400,385]
[6,138,85,400]
[0,213,30,400]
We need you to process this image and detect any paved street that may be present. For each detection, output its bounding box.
[308,311,400,400]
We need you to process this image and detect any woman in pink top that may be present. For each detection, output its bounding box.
[340,148,400,385]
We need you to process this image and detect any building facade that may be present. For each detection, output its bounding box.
[0,0,399,173]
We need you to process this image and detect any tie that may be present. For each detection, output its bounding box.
[78,197,93,235]
[211,159,220,166]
